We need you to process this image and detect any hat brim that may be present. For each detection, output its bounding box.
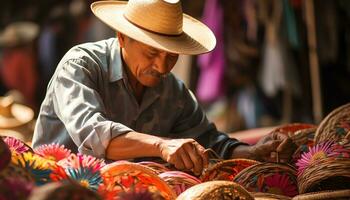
[0,22,39,47]
[91,1,216,55]
[0,104,34,129]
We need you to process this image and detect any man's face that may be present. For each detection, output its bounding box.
[118,33,179,87]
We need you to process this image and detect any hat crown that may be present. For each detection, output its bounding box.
[124,0,183,35]
[0,96,14,118]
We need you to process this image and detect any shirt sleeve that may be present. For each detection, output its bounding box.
[171,87,248,159]
[52,58,133,158]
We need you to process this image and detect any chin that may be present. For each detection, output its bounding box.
[141,78,161,87]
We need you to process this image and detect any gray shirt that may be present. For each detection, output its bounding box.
[32,38,242,159]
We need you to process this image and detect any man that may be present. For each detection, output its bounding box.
[32,0,294,176]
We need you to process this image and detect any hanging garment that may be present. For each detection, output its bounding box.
[282,0,300,49]
[196,0,225,103]
[258,0,300,98]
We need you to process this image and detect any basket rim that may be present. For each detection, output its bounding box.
[292,189,350,200]
[101,162,177,199]
[200,158,260,181]
[297,157,350,194]
[271,123,317,136]
[314,103,350,143]
[233,162,298,197]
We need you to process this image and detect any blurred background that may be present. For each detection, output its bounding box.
[0,0,350,138]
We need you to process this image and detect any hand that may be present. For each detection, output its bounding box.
[156,138,209,175]
[250,132,297,163]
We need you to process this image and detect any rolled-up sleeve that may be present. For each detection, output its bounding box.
[52,58,133,158]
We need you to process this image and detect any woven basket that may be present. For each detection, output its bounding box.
[176,180,254,200]
[292,190,350,200]
[100,162,176,200]
[297,158,350,194]
[314,103,350,143]
[200,159,259,182]
[159,171,201,196]
[290,128,317,147]
[252,192,292,200]
[291,128,317,165]
[233,162,298,197]
[138,161,170,174]
[271,123,317,137]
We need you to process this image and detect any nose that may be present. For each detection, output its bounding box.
[153,53,170,74]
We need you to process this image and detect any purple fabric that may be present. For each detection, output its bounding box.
[196,0,226,103]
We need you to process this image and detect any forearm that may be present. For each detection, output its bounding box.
[106,131,164,160]
[230,144,256,160]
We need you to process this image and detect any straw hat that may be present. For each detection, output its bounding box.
[91,0,216,55]
[0,22,39,47]
[0,96,34,129]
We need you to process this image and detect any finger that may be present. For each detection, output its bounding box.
[276,138,291,152]
[184,143,203,175]
[278,138,297,153]
[279,159,287,163]
[194,143,209,169]
[275,132,289,140]
[268,151,279,162]
[261,139,281,152]
[178,147,194,171]
[169,154,185,170]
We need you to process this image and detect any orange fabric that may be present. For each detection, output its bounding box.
[0,47,38,108]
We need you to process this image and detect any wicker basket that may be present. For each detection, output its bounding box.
[292,190,350,200]
[290,128,317,147]
[252,192,292,200]
[159,171,201,196]
[100,162,176,200]
[138,161,170,174]
[271,123,317,138]
[233,162,298,197]
[297,158,350,194]
[314,103,350,143]
[176,180,254,200]
[200,159,260,182]
[291,128,317,165]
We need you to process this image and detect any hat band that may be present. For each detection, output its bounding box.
[123,13,183,37]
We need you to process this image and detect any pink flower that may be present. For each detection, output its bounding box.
[3,136,30,153]
[296,141,334,176]
[58,153,105,172]
[34,143,71,162]
[264,173,298,197]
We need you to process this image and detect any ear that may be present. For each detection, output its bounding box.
[117,32,125,48]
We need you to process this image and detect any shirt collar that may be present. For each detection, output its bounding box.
[108,38,163,106]
[109,38,124,82]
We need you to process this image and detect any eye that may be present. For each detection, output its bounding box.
[145,51,157,59]
[167,53,178,61]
